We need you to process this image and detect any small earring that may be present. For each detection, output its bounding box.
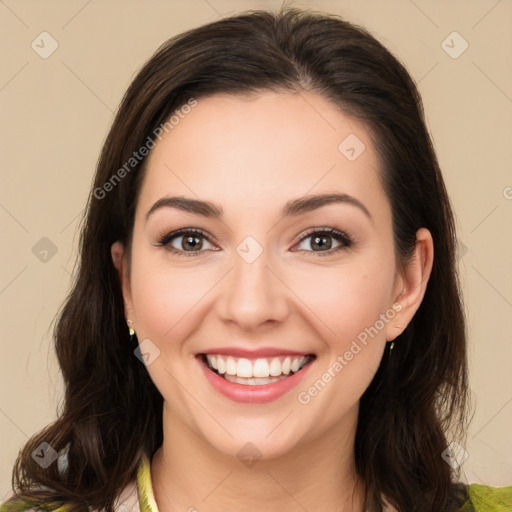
[127,319,135,337]
[390,325,402,351]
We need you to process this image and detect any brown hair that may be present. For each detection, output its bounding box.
[7,6,470,512]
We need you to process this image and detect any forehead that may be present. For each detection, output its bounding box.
[139,91,388,220]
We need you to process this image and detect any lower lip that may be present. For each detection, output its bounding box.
[198,356,314,404]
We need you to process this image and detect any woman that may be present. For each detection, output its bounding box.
[2,6,511,512]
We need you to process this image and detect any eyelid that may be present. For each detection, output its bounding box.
[153,227,217,256]
[292,226,354,255]
[296,226,353,244]
[154,226,354,257]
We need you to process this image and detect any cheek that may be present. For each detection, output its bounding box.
[129,234,397,353]
[129,242,225,349]
[130,263,203,342]
[290,256,396,350]
[294,261,395,421]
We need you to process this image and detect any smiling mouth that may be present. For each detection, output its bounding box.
[199,353,316,386]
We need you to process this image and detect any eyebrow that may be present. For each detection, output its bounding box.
[145,193,372,222]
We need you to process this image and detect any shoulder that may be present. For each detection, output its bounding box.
[457,482,512,511]
[0,480,140,512]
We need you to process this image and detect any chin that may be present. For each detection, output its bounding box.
[196,416,306,463]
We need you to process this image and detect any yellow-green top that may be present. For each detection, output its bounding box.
[2,454,512,511]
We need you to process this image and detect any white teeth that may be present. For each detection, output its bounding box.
[290,357,301,372]
[282,356,291,374]
[204,353,311,379]
[224,374,288,385]
[237,358,253,378]
[269,357,282,376]
[206,354,218,370]
[253,358,270,378]
[226,356,237,375]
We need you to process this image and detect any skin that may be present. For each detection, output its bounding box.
[112,90,433,512]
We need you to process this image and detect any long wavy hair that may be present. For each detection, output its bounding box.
[8,6,470,512]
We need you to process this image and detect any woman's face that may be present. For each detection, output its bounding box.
[115,91,420,460]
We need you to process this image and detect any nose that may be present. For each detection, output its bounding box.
[217,248,290,332]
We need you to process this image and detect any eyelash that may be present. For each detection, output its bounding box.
[154,227,353,258]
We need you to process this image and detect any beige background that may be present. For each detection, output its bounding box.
[1,0,511,500]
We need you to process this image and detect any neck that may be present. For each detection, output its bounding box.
[151,403,366,512]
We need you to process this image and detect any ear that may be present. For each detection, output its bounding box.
[111,241,136,325]
[386,227,434,341]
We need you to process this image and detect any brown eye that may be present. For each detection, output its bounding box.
[178,234,205,251]
[156,228,216,257]
[295,228,352,255]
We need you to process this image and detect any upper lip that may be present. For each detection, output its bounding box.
[198,347,315,358]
